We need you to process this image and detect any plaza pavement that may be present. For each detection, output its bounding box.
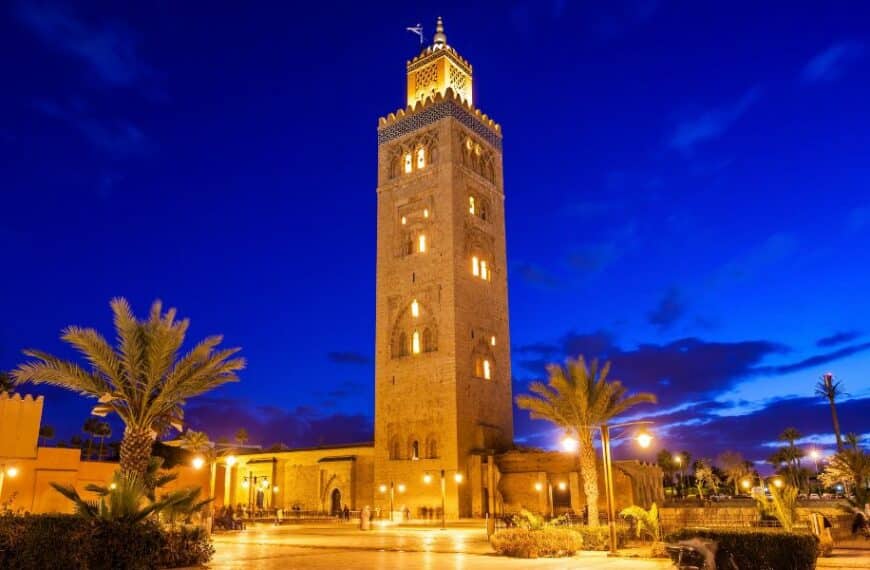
[207,522,671,569]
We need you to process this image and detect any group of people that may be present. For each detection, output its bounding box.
[214,505,245,530]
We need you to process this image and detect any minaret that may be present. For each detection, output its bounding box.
[373,19,513,518]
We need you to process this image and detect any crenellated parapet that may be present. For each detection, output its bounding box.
[0,392,44,459]
[378,88,502,150]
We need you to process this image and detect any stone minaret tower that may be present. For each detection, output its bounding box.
[373,18,513,518]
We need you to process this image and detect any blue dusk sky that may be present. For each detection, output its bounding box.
[1,1,868,466]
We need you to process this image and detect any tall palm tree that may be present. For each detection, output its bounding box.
[13,298,244,478]
[94,421,112,460]
[83,417,102,460]
[516,356,656,527]
[816,373,845,451]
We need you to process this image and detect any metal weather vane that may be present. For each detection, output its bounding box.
[406,23,423,45]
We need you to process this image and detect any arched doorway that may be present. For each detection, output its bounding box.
[330,488,341,515]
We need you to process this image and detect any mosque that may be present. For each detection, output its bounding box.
[0,19,662,520]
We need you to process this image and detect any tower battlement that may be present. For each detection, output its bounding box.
[0,392,44,459]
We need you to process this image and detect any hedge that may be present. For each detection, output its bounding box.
[490,528,583,558]
[665,528,819,570]
[0,514,213,569]
[571,525,628,551]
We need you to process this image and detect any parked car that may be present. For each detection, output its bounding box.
[809,493,821,500]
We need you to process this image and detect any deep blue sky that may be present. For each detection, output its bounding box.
[2,1,868,466]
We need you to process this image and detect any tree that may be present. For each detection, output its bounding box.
[693,459,719,499]
[769,427,807,490]
[718,451,751,495]
[0,371,14,394]
[83,417,102,460]
[819,433,870,491]
[816,372,845,451]
[180,429,211,455]
[753,484,798,531]
[94,421,112,460]
[516,356,656,527]
[13,298,244,478]
[235,428,249,446]
[620,503,661,542]
[39,424,55,447]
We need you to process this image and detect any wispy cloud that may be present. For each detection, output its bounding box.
[712,232,798,285]
[816,331,862,348]
[327,351,372,365]
[801,41,864,83]
[34,99,147,158]
[16,2,156,91]
[513,262,560,288]
[647,287,685,331]
[669,87,761,152]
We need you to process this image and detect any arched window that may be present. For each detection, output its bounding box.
[412,330,421,354]
[472,256,480,276]
[480,260,489,281]
[411,440,420,460]
[418,234,427,253]
[426,437,438,459]
[468,196,476,215]
[422,328,435,352]
[404,153,413,174]
[390,436,401,460]
[397,332,408,357]
[483,359,492,380]
[416,147,426,169]
[411,299,419,318]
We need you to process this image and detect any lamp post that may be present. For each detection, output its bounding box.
[378,481,405,521]
[423,469,463,529]
[0,463,19,503]
[562,420,654,554]
[673,454,683,499]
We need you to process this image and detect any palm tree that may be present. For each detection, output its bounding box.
[816,373,845,451]
[693,459,719,499]
[39,424,56,447]
[516,356,656,527]
[94,421,112,460]
[13,298,244,478]
[235,428,250,446]
[180,429,211,455]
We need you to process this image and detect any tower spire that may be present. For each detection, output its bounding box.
[433,16,446,48]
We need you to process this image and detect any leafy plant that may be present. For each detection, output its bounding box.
[516,356,656,526]
[753,483,798,531]
[490,528,583,558]
[693,459,719,498]
[620,502,660,541]
[13,298,245,478]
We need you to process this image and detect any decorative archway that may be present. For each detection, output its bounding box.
[331,488,342,515]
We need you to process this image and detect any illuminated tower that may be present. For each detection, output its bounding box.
[373,18,513,518]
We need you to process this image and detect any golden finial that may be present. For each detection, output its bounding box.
[433,16,446,48]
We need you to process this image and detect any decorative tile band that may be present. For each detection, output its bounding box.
[378,99,502,151]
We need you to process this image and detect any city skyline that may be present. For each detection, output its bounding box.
[2,1,869,467]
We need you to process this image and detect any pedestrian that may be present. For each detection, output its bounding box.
[343,504,350,521]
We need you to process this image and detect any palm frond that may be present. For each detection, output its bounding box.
[13,351,109,395]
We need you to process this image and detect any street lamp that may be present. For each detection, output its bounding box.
[192,455,206,470]
[0,464,18,500]
[379,481,404,521]
[561,420,654,554]
[423,469,464,529]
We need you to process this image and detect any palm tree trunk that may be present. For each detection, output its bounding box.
[579,434,600,527]
[828,397,843,451]
[120,426,154,477]
[98,437,105,460]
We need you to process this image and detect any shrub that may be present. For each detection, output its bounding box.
[665,528,819,570]
[572,525,628,551]
[490,528,583,558]
[0,513,213,569]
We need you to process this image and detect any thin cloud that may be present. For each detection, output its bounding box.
[327,351,371,365]
[647,287,685,331]
[754,342,870,376]
[669,87,761,152]
[16,2,155,90]
[816,331,862,348]
[33,99,147,158]
[802,41,864,83]
[513,262,560,288]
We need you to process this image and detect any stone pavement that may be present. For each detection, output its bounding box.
[208,523,671,569]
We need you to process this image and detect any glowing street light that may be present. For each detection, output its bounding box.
[560,436,579,453]
[534,482,543,492]
[772,478,783,488]
[423,473,433,484]
[741,479,751,490]
[272,486,279,493]
[379,484,388,494]
[397,483,407,493]
[192,456,206,470]
[6,466,19,478]
[0,464,18,500]
[557,481,567,492]
[636,431,653,449]
[226,455,237,467]
[423,469,464,529]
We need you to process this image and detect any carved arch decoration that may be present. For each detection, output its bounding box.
[386,129,440,180]
[390,298,439,359]
[470,337,496,380]
[457,130,496,184]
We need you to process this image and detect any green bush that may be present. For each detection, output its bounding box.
[665,528,819,570]
[0,514,213,569]
[490,528,583,558]
[572,525,628,551]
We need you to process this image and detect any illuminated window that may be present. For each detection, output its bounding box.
[483,359,491,380]
[401,216,407,225]
[423,208,429,218]
[490,335,496,346]
[412,330,421,354]
[404,153,413,174]
[416,147,426,169]
[469,196,476,215]
[472,256,480,276]
[480,260,488,280]
[418,234,427,253]
[411,299,419,318]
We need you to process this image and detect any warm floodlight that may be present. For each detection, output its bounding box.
[773,478,783,488]
[454,473,463,484]
[534,482,543,492]
[636,431,653,449]
[6,466,19,478]
[561,436,579,453]
[558,481,567,491]
[379,484,387,494]
[192,456,205,470]
[423,473,432,484]
[226,455,237,467]
[397,483,406,493]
